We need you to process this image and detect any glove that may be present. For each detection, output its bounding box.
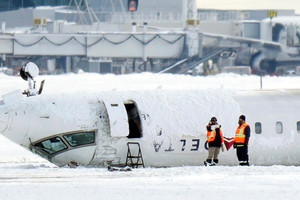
[233,143,237,149]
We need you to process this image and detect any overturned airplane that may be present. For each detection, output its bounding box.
[0,64,300,167]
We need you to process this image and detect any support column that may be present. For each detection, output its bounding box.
[47,58,56,74]
[66,56,71,73]
[142,22,148,62]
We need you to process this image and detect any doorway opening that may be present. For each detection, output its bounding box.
[124,101,142,138]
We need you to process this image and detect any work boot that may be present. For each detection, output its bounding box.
[212,159,219,166]
[239,161,250,166]
[204,159,212,166]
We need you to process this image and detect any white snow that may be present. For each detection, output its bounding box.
[0,163,300,200]
[1,72,300,199]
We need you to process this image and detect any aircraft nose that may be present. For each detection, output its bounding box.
[0,106,8,133]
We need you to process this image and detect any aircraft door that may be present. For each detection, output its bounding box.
[102,99,129,137]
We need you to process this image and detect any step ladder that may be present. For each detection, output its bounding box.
[125,142,145,168]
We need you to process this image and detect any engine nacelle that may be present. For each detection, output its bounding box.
[250,52,277,74]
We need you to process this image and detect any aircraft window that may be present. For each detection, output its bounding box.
[255,122,261,134]
[297,121,300,133]
[276,122,283,134]
[63,131,95,147]
[34,137,67,155]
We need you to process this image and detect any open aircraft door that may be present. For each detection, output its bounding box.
[102,98,129,137]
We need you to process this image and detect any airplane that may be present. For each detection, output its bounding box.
[0,63,300,168]
[200,16,300,75]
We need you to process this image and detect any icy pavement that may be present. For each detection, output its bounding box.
[0,163,299,200]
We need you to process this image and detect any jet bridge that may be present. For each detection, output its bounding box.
[0,32,185,60]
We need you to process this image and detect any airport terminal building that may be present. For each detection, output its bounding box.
[0,0,299,75]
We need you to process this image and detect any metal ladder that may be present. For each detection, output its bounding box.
[125,142,145,168]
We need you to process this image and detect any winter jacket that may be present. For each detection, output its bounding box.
[207,125,224,148]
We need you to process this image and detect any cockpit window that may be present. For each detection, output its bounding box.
[63,131,95,147]
[34,137,67,155]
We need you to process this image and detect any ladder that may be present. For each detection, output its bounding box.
[125,142,145,168]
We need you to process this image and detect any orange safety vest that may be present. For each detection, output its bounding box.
[234,123,249,143]
[207,129,224,143]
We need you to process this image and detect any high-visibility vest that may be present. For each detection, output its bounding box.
[207,129,224,143]
[234,123,249,143]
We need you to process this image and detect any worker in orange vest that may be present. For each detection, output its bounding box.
[204,117,224,166]
[234,115,250,166]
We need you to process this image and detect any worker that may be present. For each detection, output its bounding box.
[204,117,224,166]
[234,115,250,166]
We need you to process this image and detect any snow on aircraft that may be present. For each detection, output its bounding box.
[0,63,300,167]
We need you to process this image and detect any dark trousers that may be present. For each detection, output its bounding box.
[236,146,249,166]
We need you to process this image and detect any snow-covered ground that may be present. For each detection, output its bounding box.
[1,72,300,199]
[1,163,300,200]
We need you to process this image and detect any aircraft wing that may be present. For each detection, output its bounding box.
[202,32,282,51]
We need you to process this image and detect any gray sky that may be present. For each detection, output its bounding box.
[197,0,300,14]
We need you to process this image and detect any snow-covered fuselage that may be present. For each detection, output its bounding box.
[0,89,300,167]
